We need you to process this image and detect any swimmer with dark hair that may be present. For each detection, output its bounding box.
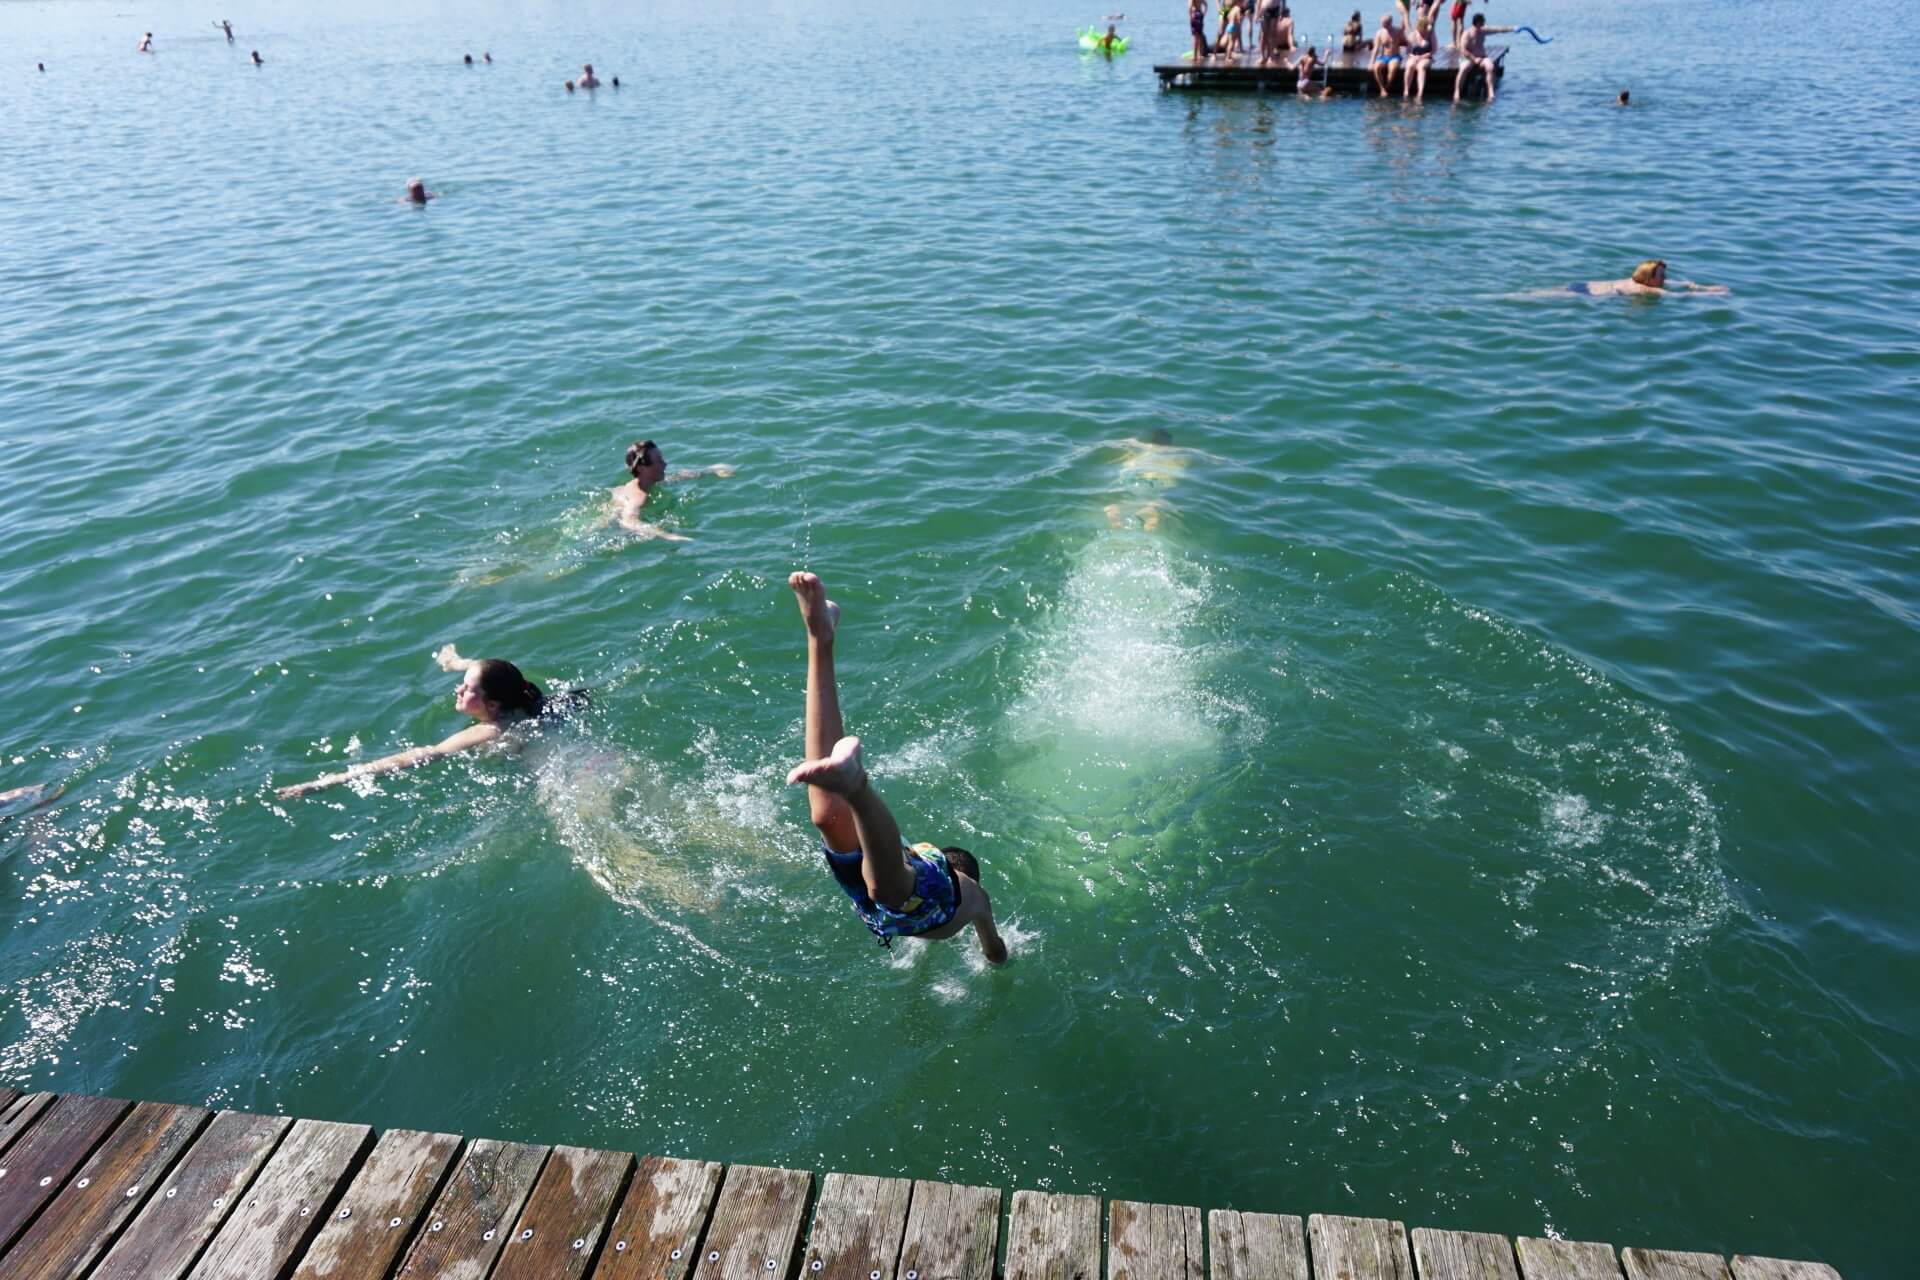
[611,75,620,87]
[138,32,154,53]
[484,51,492,62]
[1616,89,1630,105]
[607,439,734,540]
[250,49,262,65]
[578,62,600,88]
[1547,260,1728,298]
[402,177,437,204]
[464,53,473,64]
[564,79,575,92]
[276,648,557,799]
[787,572,1008,963]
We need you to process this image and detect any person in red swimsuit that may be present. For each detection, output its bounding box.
[1449,0,1471,48]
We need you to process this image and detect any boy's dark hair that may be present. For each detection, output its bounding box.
[942,847,980,883]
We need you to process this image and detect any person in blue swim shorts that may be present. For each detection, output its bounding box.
[1369,12,1405,96]
[786,571,1009,963]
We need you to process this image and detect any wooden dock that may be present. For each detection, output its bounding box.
[1153,46,1505,95]
[0,1087,1839,1279]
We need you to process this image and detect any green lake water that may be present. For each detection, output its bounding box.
[3,0,1917,1273]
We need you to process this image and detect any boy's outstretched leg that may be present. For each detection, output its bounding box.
[788,734,917,908]
[792,571,857,854]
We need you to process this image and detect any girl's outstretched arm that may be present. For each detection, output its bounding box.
[276,723,501,800]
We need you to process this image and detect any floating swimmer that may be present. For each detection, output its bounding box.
[137,32,153,53]
[0,783,64,821]
[1543,259,1729,298]
[786,572,1008,963]
[275,648,575,799]
[578,62,601,88]
[402,177,437,204]
[250,49,262,66]
[1103,428,1226,532]
[607,438,734,541]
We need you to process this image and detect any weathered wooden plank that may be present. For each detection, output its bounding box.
[91,1110,293,1280]
[187,1117,371,1279]
[491,1145,632,1280]
[803,1172,911,1280]
[392,1137,549,1279]
[0,1087,17,1112]
[1308,1214,1414,1280]
[289,1128,462,1280]
[1729,1260,1842,1280]
[1109,1199,1202,1280]
[0,1094,133,1253]
[1209,1208,1308,1280]
[1005,1190,1100,1280]
[0,1092,58,1157]
[897,1179,998,1280]
[690,1163,811,1280]
[0,1100,211,1280]
[1413,1229,1521,1280]
[589,1154,723,1280]
[1622,1251,1731,1280]
[1516,1238,1623,1280]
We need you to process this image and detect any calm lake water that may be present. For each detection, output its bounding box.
[3,0,1917,1273]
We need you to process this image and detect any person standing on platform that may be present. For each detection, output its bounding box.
[1190,0,1210,61]
[1449,0,1472,47]
[785,571,1009,964]
[1343,10,1365,50]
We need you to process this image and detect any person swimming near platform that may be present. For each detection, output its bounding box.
[484,51,493,62]
[607,438,734,541]
[1102,428,1226,531]
[214,19,234,42]
[1343,10,1365,51]
[1370,13,1404,96]
[1296,46,1333,96]
[464,53,474,64]
[1546,260,1729,298]
[1453,12,1513,102]
[276,649,576,799]
[138,32,153,53]
[578,62,601,88]
[786,571,1008,963]
[402,178,437,204]
[1397,0,1443,99]
[250,49,263,65]
[1095,23,1124,54]
[1616,89,1629,105]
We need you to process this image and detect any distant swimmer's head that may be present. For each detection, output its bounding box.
[626,438,666,485]
[942,846,981,884]
[1616,89,1630,106]
[1630,259,1667,288]
[405,178,429,204]
[464,53,473,64]
[484,51,492,62]
[564,79,575,91]
[458,658,546,722]
[250,49,262,64]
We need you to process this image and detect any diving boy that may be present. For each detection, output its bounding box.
[786,572,1009,963]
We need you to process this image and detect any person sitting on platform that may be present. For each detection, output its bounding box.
[1397,0,1443,100]
[1453,12,1513,103]
[1369,13,1404,96]
[1343,10,1365,51]
[786,571,1008,964]
[1547,260,1729,298]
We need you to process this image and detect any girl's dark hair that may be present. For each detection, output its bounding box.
[625,439,660,478]
[942,846,980,884]
[473,659,546,718]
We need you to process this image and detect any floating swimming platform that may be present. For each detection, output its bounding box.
[1155,44,1507,94]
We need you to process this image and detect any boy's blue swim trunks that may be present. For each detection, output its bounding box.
[823,841,961,946]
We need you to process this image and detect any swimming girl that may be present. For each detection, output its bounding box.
[1553,260,1729,298]
[787,572,1008,963]
[275,649,551,799]
[607,439,734,541]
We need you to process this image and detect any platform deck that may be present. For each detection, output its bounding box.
[0,1088,1841,1280]
[1154,44,1506,95]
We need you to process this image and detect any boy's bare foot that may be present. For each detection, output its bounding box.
[787,734,866,794]
[788,571,840,645]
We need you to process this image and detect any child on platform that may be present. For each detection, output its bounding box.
[786,571,1009,963]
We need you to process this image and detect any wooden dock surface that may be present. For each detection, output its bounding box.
[1153,45,1506,95]
[0,1087,1839,1279]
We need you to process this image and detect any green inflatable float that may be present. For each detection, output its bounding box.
[1078,26,1130,53]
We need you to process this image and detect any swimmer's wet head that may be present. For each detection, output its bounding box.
[1630,259,1668,288]
[406,178,429,203]
[457,658,547,722]
[625,439,666,485]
